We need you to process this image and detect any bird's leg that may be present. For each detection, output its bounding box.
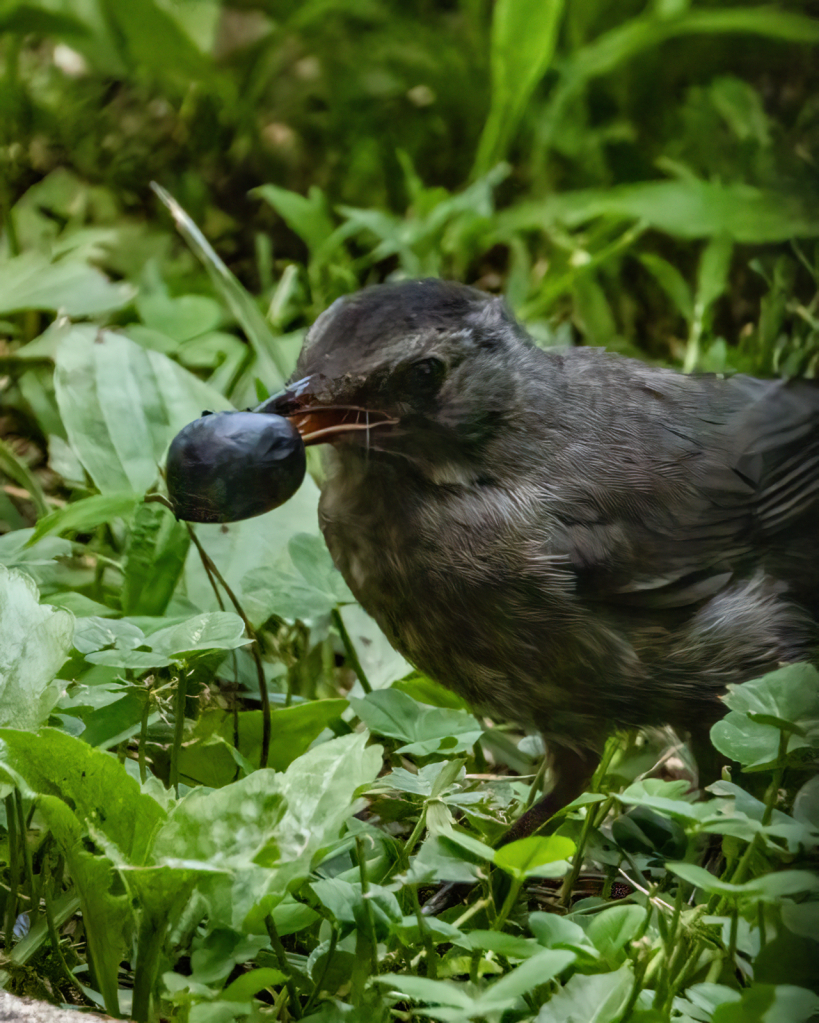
[497,743,600,848]
[422,744,599,915]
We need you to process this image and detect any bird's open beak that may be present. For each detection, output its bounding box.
[254,376,396,446]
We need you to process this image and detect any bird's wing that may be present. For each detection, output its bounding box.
[542,373,819,611]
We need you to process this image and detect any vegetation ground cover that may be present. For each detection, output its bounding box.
[1,2,818,1021]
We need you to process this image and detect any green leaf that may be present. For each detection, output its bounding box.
[147,612,248,657]
[311,877,401,941]
[0,435,49,518]
[122,501,190,616]
[136,291,222,343]
[667,862,819,901]
[75,612,248,669]
[535,962,633,1023]
[0,727,166,863]
[474,0,565,175]
[178,700,349,784]
[696,233,734,313]
[350,688,483,756]
[374,974,472,1010]
[54,326,232,495]
[478,949,575,1007]
[585,905,646,967]
[155,733,382,930]
[0,251,133,316]
[34,793,131,1016]
[529,912,595,954]
[220,968,287,1002]
[0,567,74,731]
[455,930,540,959]
[712,984,819,1023]
[338,604,412,690]
[99,0,211,90]
[499,180,819,242]
[151,184,288,387]
[28,491,142,544]
[253,184,336,255]
[639,253,694,321]
[494,835,576,880]
[615,778,701,819]
[182,475,323,629]
[710,664,819,769]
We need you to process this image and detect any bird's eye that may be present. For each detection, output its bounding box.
[404,357,446,393]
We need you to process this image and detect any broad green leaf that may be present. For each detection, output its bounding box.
[474,0,565,176]
[350,689,483,756]
[499,180,819,242]
[711,664,819,769]
[182,474,322,628]
[712,984,819,1023]
[585,905,646,966]
[122,500,190,616]
[136,291,222,342]
[615,779,701,819]
[339,603,412,691]
[0,5,90,37]
[99,0,211,89]
[668,862,819,900]
[254,184,336,255]
[74,612,248,669]
[781,902,819,941]
[0,727,166,863]
[28,491,142,544]
[478,949,575,1008]
[405,835,481,886]
[35,793,131,1016]
[529,912,594,953]
[310,877,401,941]
[54,326,232,494]
[178,699,349,784]
[0,567,74,731]
[495,835,576,880]
[455,930,539,959]
[147,612,248,656]
[220,968,287,1002]
[373,974,473,1010]
[535,962,633,1023]
[0,251,133,316]
[154,733,382,930]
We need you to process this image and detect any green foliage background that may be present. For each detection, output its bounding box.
[0,1,818,1021]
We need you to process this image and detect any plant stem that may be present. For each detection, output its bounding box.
[302,927,338,1016]
[170,670,187,797]
[43,866,84,1000]
[3,794,19,949]
[266,914,301,1019]
[523,753,549,811]
[332,607,372,693]
[561,796,613,907]
[493,877,523,932]
[139,687,150,784]
[356,835,379,976]
[185,522,272,768]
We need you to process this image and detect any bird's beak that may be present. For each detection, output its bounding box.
[254,376,396,446]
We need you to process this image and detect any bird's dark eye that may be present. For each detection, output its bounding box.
[404,357,446,394]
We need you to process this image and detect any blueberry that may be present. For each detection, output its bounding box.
[166,411,306,523]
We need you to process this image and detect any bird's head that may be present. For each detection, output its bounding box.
[258,279,532,476]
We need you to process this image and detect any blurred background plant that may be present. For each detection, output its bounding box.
[1,3,819,1022]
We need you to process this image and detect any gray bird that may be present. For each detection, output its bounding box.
[261,278,819,843]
